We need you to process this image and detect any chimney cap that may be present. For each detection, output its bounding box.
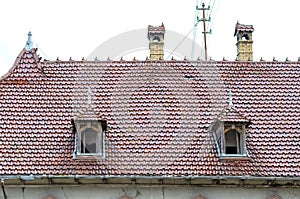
[234,21,254,36]
[148,23,165,34]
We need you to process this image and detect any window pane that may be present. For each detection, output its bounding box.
[225,130,240,154]
[81,128,97,153]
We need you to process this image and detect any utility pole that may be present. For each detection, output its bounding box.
[197,3,211,61]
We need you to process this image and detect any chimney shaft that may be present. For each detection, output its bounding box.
[234,21,254,61]
[148,23,165,60]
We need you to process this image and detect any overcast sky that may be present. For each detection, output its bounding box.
[1,0,300,77]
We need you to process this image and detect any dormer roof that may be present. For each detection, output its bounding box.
[74,105,101,121]
[217,105,250,124]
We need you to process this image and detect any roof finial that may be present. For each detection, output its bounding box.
[87,87,92,106]
[25,31,33,51]
[228,90,233,107]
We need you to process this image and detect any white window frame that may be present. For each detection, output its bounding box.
[220,123,249,158]
[74,120,105,157]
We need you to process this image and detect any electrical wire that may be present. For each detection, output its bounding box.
[188,0,219,60]
[210,0,217,13]
[207,0,221,60]
[199,40,205,60]
[32,39,50,61]
[167,20,201,60]
[191,0,201,59]
[207,0,221,31]
[207,0,214,31]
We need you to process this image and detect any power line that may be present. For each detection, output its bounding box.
[206,0,214,31]
[204,0,220,58]
[191,0,201,60]
[211,0,217,13]
[199,40,205,60]
[191,23,198,60]
[167,21,201,60]
[207,0,220,31]
[32,39,50,61]
[208,0,212,7]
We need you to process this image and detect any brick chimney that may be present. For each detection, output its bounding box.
[234,21,254,61]
[148,23,165,60]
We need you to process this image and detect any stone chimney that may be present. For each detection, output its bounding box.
[234,21,254,61]
[148,23,165,60]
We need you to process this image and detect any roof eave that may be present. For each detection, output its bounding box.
[2,175,300,187]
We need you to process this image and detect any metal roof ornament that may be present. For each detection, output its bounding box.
[228,90,233,107]
[87,87,92,106]
[25,31,33,51]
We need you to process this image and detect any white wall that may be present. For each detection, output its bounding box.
[2,186,300,199]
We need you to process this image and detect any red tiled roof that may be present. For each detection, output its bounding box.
[0,48,300,178]
[217,106,250,123]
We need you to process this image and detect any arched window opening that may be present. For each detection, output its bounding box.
[153,35,160,42]
[192,194,207,199]
[241,33,250,41]
[267,194,282,199]
[73,118,107,158]
[43,194,58,199]
[225,129,241,154]
[118,195,133,199]
[81,128,97,153]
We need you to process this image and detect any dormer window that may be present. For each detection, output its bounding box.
[211,92,251,159]
[72,97,107,159]
[212,120,249,159]
[78,122,103,155]
[74,119,107,157]
[223,123,247,156]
